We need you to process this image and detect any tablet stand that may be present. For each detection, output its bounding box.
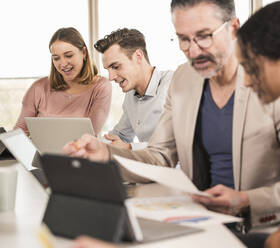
[41,154,135,242]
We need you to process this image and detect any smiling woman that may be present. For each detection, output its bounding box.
[13,27,112,136]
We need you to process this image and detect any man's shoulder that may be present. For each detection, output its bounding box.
[169,62,204,91]
[153,69,173,90]
[151,68,173,86]
[173,62,196,77]
[158,69,174,79]
[155,65,195,87]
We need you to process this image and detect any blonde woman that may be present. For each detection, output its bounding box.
[14,27,112,136]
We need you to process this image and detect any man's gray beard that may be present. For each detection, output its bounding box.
[196,65,222,79]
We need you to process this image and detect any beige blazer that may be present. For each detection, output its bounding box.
[109,62,280,228]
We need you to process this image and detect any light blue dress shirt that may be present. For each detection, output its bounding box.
[111,68,173,150]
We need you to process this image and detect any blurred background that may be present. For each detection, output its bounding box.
[0,0,274,134]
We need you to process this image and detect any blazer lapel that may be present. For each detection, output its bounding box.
[179,64,205,179]
[232,66,250,190]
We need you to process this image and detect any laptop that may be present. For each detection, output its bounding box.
[41,154,202,243]
[25,117,95,154]
[0,129,48,188]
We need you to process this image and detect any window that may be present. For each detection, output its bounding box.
[0,0,88,130]
[98,0,185,74]
[98,0,251,75]
[0,0,88,78]
[262,0,278,6]
[235,0,250,24]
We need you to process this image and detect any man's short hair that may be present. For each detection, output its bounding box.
[237,2,280,61]
[94,28,150,63]
[170,0,236,22]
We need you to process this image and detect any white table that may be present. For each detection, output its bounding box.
[0,161,246,248]
[0,161,72,248]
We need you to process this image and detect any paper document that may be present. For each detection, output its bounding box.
[126,196,242,227]
[114,155,209,196]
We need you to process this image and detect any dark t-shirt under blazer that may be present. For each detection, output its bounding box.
[197,80,234,189]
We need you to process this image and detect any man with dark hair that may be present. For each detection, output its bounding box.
[94,28,173,150]
[65,1,280,246]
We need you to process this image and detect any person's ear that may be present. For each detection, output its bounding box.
[82,46,87,61]
[134,49,144,64]
[230,17,240,39]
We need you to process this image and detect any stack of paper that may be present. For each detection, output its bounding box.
[114,155,242,226]
[126,196,241,227]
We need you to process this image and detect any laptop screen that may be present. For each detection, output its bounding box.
[25,117,95,154]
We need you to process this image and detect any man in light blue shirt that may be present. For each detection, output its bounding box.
[94,28,173,150]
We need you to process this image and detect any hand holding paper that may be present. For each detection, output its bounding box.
[192,184,250,215]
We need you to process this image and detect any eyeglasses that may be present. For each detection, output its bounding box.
[178,21,229,51]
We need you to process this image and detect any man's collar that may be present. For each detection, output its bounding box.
[134,67,160,97]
